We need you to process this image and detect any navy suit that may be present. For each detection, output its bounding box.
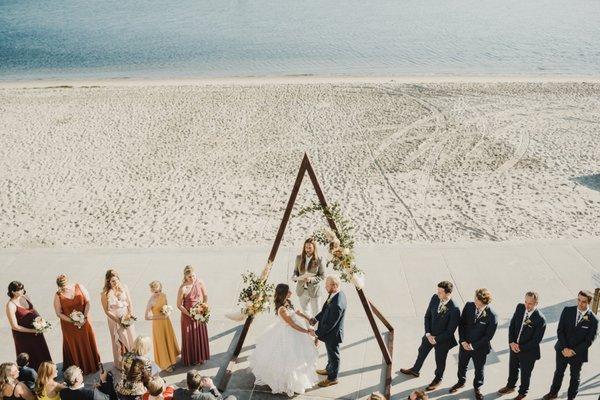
[506,304,546,395]
[315,291,347,381]
[549,306,598,399]
[457,302,498,389]
[411,295,460,380]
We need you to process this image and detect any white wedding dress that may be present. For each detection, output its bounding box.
[249,307,319,397]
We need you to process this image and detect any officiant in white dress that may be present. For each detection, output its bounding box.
[292,237,325,317]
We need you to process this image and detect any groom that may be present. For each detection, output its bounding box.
[309,275,347,387]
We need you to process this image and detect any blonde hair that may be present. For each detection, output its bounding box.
[34,362,56,398]
[149,281,162,292]
[326,275,341,287]
[0,363,17,394]
[183,265,194,283]
[56,274,68,294]
[132,335,152,356]
[475,288,493,305]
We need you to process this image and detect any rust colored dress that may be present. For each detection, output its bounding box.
[181,280,210,365]
[11,298,52,370]
[58,284,101,374]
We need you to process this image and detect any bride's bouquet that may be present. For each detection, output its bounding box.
[190,302,210,323]
[69,311,85,329]
[120,314,137,328]
[160,305,173,316]
[32,316,52,335]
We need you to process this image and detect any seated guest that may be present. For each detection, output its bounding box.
[117,359,150,400]
[60,365,117,400]
[142,377,174,400]
[0,362,35,400]
[122,336,157,377]
[408,390,428,400]
[173,370,236,400]
[35,362,66,400]
[16,353,37,392]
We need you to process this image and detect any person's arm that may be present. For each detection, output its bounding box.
[424,297,434,335]
[295,308,311,322]
[145,297,155,321]
[472,311,498,351]
[458,304,468,344]
[292,257,300,281]
[54,293,72,323]
[79,284,92,318]
[278,307,312,334]
[508,305,519,344]
[573,316,598,356]
[555,308,568,351]
[199,280,208,304]
[100,293,120,323]
[177,286,191,317]
[519,317,546,352]
[436,307,460,344]
[5,302,36,333]
[15,382,36,400]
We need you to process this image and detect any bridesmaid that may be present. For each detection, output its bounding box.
[145,281,180,372]
[5,281,52,370]
[177,265,210,366]
[100,269,137,369]
[53,274,101,375]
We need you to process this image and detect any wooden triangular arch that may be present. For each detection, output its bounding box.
[219,153,394,399]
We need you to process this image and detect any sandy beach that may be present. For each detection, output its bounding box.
[1,78,599,248]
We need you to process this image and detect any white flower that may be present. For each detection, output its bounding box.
[69,311,85,329]
[342,248,350,256]
[32,316,52,334]
[160,305,173,316]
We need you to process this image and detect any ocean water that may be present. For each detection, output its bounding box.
[1,0,599,80]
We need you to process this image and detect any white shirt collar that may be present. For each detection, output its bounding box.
[70,383,85,390]
[578,307,590,315]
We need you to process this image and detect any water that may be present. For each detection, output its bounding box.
[1,0,599,80]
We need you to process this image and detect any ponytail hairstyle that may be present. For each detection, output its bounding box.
[56,274,68,294]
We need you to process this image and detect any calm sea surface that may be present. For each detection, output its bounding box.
[1,0,599,80]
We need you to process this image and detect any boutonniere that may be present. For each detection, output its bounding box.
[481,309,487,318]
[582,314,589,322]
[439,305,448,315]
[326,297,333,305]
[524,319,533,327]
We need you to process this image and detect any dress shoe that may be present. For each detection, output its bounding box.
[449,382,465,393]
[474,388,484,400]
[399,368,420,378]
[542,394,558,400]
[318,379,338,387]
[425,379,441,391]
[316,369,328,376]
[513,395,526,400]
[498,386,516,395]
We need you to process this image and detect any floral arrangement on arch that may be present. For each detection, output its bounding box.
[237,262,275,317]
[297,202,364,287]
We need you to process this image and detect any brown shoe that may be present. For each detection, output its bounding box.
[449,382,465,393]
[399,368,420,378]
[425,379,441,391]
[316,369,328,376]
[513,395,526,400]
[474,388,483,400]
[318,379,339,387]
[542,394,558,400]
[498,386,516,395]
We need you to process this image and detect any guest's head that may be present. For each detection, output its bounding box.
[183,265,196,284]
[274,283,291,313]
[325,275,341,294]
[103,269,120,294]
[0,362,19,387]
[15,353,29,368]
[577,290,593,311]
[302,237,317,259]
[437,281,453,301]
[524,291,539,312]
[408,390,428,400]
[63,366,83,388]
[7,281,25,299]
[146,377,166,397]
[55,274,68,293]
[474,288,492,308]
[35,362,58,397]
[149,281,162,294]
[185,370,202,392]
[132,335,152,357]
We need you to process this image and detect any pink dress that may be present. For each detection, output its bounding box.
[181,280,210,365]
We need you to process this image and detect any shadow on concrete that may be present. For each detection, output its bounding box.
[571,174,600,192]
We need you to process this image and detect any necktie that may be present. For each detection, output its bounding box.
[576,311,582,325]
[475,308,481,321]
[437,301,444,313]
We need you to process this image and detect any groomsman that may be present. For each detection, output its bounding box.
[498,292,547,400]
[400,281,460,390]
[450,288,498,400]
[542,290,598,400]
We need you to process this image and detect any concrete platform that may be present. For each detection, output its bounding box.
[0,239,599,400]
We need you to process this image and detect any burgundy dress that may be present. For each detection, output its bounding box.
[11,298,52,370]
[181,280,210,365]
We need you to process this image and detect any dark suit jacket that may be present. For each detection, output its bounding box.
[173,387,223,400]
[60,383,113,400]
[423,294,460,348]
[554,306,598,363]
[458,302,498,354]
[17,366,37,392]
[315,291,346,344]
[508,303,546,360]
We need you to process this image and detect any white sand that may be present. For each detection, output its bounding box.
[0,78,599,248]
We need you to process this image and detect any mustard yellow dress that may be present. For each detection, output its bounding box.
[151,293,180,369]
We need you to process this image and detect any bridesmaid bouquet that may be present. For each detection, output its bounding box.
[32,316,52,335]
[69,311,85,329]
[190,302,210,323]
[160,305,173,316]
[120,314,137,328]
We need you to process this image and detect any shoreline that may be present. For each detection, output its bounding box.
[2,74,600,88]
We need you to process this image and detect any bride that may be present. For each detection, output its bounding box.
[249,283,319,397]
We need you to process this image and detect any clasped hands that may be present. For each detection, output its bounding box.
[460,341,474,351]
[561,348,576,358]
[426,333,437,345]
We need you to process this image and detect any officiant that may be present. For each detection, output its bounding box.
[292,237,325,317]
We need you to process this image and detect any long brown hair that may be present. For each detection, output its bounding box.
[299,237,319,273]
[0,362,17,396]
[34,362,56,398]
[273,284,293,314]
[102,269,120,295]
